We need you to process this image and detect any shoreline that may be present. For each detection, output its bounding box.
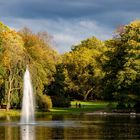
[85,111,139,116]
[0,109,139,117]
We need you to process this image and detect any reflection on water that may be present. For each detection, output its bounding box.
[0,114,140,139]
[21,125,35,140]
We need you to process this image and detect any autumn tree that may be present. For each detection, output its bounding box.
[19,28,59,107]
[0,24,25,110]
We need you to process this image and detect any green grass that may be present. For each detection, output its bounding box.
[71,101,110,108]
[48,101,116,115]
[49,107,102,115]
[0,101,116,117]
[0,109,20,117]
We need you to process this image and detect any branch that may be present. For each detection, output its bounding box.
[11,87,21,91]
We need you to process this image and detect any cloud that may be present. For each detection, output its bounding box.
[0,17,113,53]
[49,19,113,53]
[0,0,140,53]
[1,0,140,21]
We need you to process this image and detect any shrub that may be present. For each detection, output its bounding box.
[134,101,140,113]
[107,102,114,109]
[37,95,52,111]
[51,96,70,107]
[116,102,126,109]
[11,91,21,109]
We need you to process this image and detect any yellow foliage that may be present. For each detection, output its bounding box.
[0,30,25,68]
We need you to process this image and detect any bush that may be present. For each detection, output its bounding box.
[37,95,52,111]
[107,102,114,109]
[116,102,126,109]
[51,96,70,107]
[11,91,21,109]
[134,101,140,113]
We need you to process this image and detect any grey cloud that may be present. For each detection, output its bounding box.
[1,0,140,19]
[0,0,140,29]
[0,0,140,53]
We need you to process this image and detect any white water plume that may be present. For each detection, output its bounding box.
[20,67,35,124]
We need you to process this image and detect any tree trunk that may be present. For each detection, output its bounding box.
[6,76,13,111]
[6,90,11,111]
[83,88,93,101]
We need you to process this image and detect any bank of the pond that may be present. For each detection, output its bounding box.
[0,101,115,117]
[48,101,113,115]
[0,109,20,117]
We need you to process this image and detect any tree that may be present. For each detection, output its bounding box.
[62,37,106,100]
[0,24,59,110]
[19,28,59,101]
[0,27,25,110]
[103,20,140,105]
[46,63,71,107]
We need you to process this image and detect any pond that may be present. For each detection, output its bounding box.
[0,114,140,139]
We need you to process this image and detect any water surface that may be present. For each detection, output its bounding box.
[0,114,140,139]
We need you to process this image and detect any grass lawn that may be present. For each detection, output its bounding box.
[71,101,110,108]
[0,101,116,117]
[0,109,20,117]
[49,101,116,115]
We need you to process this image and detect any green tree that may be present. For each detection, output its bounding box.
[62,37,106,100]
[46,63,71,107]
[104,20,140,105]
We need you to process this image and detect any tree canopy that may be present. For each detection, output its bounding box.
[0,23,59,110]
[0,20,140,110]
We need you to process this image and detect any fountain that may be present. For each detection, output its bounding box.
[20,66,35,124]
[20,67,35,140]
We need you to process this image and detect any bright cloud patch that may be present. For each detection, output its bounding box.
[0,17,112,53]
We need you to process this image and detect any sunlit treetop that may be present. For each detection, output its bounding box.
[0,21,10,33]
[72,36,105,51]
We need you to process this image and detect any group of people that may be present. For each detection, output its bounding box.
[75,102,81,108]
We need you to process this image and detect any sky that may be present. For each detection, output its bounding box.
[0,0,140,53]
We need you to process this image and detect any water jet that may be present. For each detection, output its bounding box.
[20,67,35,124]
